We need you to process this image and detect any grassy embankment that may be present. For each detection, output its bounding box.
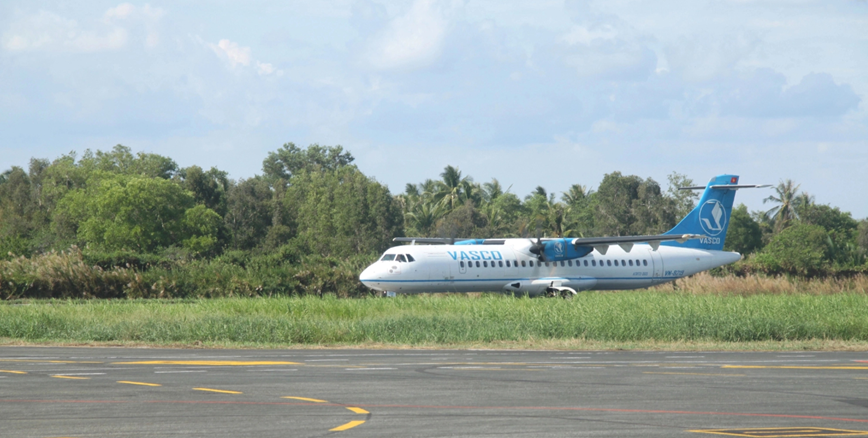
[3,249,868,350]
[3,279,868,350]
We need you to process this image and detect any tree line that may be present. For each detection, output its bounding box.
[0,143,866,298]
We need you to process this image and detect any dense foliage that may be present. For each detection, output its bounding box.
[1,143,866,298]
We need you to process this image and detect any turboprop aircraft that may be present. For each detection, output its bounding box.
[360,175,768,297]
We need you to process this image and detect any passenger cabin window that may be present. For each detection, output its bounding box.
[460,261,465,268]
[521,261,526,267]
[561,261,565,267]
[629,260,633,266]
[607,260,612,267]
[584,260,588,267]
[643,260,648,266]
[396,254,407,262]
[406,254,415,262]
[381,254,396,261]
[529,261,535,267]
[592,260,596,266]
[475,261,480,268]
[568,260,572,267]
[498,261,503,267]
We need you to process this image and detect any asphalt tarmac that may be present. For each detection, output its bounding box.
[2,347,868,437]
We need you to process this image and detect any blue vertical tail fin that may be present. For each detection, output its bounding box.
[662,174,741,251]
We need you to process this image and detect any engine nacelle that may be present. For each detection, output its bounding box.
[541,238,593,262]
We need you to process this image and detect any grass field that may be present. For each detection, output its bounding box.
[2,291,868,350]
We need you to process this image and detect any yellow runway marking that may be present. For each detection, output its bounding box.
[644,372,745,377]
[51,375,89,380]
[113,360,300,366]
[330,420,366,431]
[118,381,161,387]
[346,407,369,414]
[690,426,868,436]
[723,365,868,370]
[0,370,27,374]
[281,396,328,403]
[442,367,506,371]
[193,387,242,394]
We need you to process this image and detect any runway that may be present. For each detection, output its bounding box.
[2,347,868,437]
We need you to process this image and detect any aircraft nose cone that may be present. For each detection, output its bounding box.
[359,264,378,289]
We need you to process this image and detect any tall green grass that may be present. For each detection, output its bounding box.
[2,293,867,345]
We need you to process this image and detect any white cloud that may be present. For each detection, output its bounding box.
[104,3,137,20]
[562,24,618,46]
[363,0,448,70]
[210,39,252,67]
[1,10,127,52]
[208,39,282,76]
[256,61,279,76]
[1,4,166,53]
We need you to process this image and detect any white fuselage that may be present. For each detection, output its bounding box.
[359,239,741,295]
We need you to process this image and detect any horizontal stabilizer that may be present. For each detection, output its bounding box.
[679,184,770,190]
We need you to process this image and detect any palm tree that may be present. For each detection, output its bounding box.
[763,179,801,230]
[404,199,446,237]
[482,178,508,204]
[562,184,589,206]
[434,165,474,211]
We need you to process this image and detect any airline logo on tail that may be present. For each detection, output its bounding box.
[699,199,727,237]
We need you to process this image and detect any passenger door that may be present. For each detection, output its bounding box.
[650,249,664,284]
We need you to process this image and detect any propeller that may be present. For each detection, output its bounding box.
[528,237,547,262]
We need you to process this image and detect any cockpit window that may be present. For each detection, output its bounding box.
[406,254,415,262]
[396,254,407,262]
[381,254,396,261]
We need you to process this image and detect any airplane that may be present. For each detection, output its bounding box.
[360,174,768,297]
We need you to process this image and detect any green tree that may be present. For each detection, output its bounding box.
[434,165,477,211]
[763,179,802,231]
[666,171,699,218]
[182,204,223,254]
[798,203,861,268]
[0,167,35,239]
[78,144,178,179]
[262,143,354,182]
[284,167,403,256]
[404,199,446,237]
[562,184,589,206]
[177,165,230,216]
[434,201,487,239]
[224,177,274,251]
[594,172,676,236]
[631,180,677,235]
[53,174,217,252]
[756,223,829,276]
[724,204,763,254]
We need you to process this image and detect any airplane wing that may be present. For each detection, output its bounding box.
[571,234,704,255]
[393,237,457,244]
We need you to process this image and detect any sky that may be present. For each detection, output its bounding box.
[1,0,866,218]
